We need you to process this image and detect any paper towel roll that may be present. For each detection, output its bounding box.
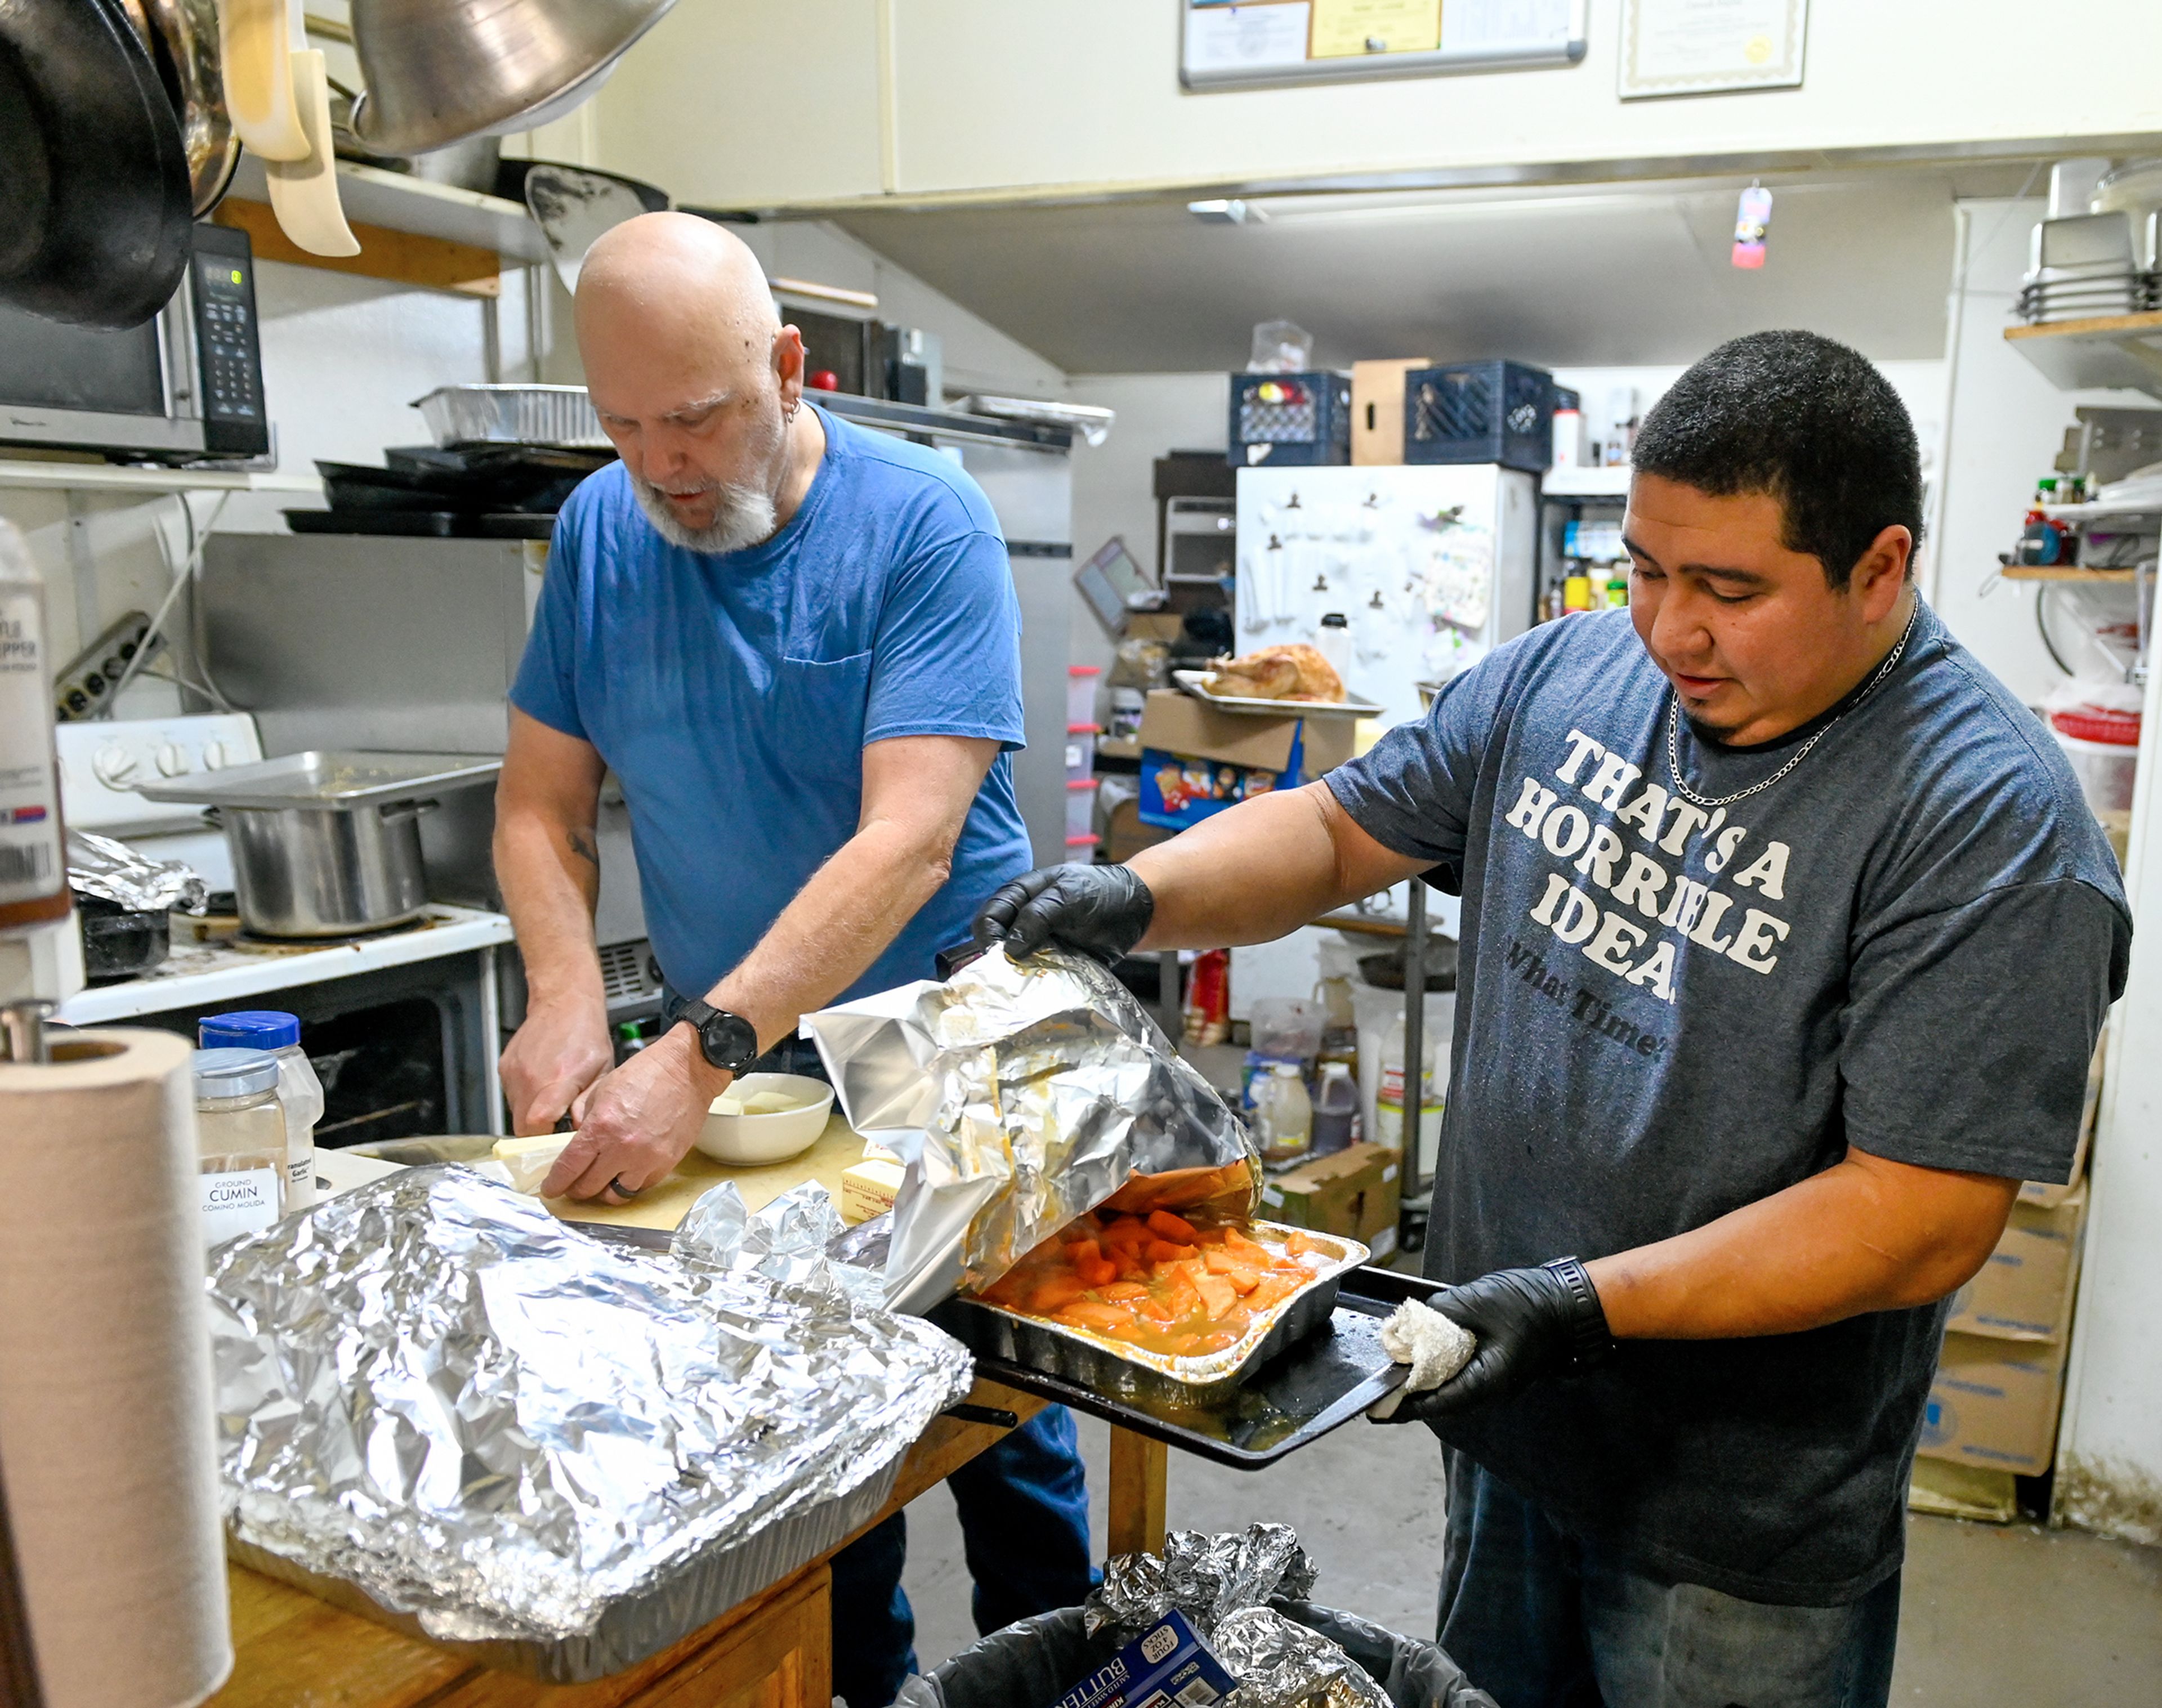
[0,1029,233,1708]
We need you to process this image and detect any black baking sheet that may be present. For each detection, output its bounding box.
[961,1264,1441,1469]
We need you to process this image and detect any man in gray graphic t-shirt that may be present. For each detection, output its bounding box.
[971,331,2128,1708]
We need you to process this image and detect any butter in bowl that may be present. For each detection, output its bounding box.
[695,1072,835,1165]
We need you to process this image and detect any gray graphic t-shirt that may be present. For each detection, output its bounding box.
[1327,602,2128,1605]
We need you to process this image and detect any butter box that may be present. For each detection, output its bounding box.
[840,1156,905,1224]
[1051,1610,1238,1708]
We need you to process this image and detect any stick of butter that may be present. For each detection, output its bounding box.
[491,1132,573,1195]
[840,1156,906,1224]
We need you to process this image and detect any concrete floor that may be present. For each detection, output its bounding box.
[896,1412,2162,1706]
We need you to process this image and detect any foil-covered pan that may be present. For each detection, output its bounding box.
[226,1463,901,1682]
[933,1225,1368,1409]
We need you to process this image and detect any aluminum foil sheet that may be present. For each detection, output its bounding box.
[805,944,1259,1314]
[1087,1524,1319,1639]
[65,828,205,912]
[209,1166,972,1663]
[1217,1607,1392,1708]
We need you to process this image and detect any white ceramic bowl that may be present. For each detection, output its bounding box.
[693,1072,834,1165]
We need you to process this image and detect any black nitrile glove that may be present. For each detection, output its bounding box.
[1379,1258,1613,1424]
[972,864,1156,963]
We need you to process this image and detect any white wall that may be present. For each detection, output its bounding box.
[1062,373,1230,703]
[596,0,2162,209]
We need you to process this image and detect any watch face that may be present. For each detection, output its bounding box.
[700,1011,759,1071]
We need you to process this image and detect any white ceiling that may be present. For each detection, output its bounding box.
[829,167,2026,375]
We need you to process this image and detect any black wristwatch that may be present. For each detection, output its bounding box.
[676,999,761,1075]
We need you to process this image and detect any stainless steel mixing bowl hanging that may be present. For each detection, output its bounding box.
[345,0,677,156]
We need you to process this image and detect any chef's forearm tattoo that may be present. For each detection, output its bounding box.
[566,827,599,868]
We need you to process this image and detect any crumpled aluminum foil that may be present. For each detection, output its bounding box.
[1217,1607,1393,1708]
[673,1179,887,1311]
[66,827,205,912]
[804,945,1259,1313]
[209,1166,972,1645]
[1086,1524,1319,1639]
[1088,1527,1385,1708]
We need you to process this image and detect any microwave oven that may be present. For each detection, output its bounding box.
[0,221,269,463]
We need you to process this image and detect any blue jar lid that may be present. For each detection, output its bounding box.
[192,1047,280,1098]
[199,1009,300,1050]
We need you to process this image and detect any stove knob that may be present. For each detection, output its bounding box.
[93,745,140,786]
[202,741,230,770]
[155,743,190,777]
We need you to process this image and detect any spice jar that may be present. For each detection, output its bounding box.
[193,1047,288,1251]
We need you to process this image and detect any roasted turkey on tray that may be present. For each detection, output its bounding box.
[1204,643,1345,704]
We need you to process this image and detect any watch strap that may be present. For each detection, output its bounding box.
[1541,1256,1615,1369]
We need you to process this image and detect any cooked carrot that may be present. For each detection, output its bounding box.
[1075,1257,1118,1287]
[1248,1273,1298,1311]
[1283,1229,1315,1257]
[1101,1282,1149,1302]
[1068,1236,1105,1268]
[1145,1238,1196,1264]
[1186,1329,1238,1354]
[1195,1273,1238,1318]
[1059,1301,1136,1331]
[1146,1209,1200,1243]
[1028,1275,1090,1312]
[1221,1226,1266,1257]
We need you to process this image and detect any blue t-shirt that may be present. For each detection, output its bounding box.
[510,406,1031,1004]
[1328,603,2128,1605]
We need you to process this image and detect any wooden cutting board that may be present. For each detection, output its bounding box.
[540,1112,870,1233]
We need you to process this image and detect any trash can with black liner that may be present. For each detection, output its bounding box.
[893,1600,1497,1708]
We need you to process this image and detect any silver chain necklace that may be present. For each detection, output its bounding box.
[1664,605,1919,810]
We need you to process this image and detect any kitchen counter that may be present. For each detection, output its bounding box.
[56,904,514,1025]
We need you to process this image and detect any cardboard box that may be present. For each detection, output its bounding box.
[1123,612,1187,645]
[1052,1610,1236,1708]
[1944,1184,2087,1342]
[1135,691,1357,830]
[1351,357,1430,466]
[839,1156,904,1224]
[1258,1141,1400,1255]
[1917,1330,2071,1476]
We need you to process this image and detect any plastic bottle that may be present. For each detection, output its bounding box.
[0,520,70,935]
[193,1048,288,1251]
[1311,1061,1358,1157]
[1254,1061,1312,1166]
[1377,1026,1444,1161]
[1314,612,1352,682]
[199,1011,323,1210]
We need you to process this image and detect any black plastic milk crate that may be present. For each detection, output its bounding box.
[1402,360,1555,472]
[1228,370,1352,467]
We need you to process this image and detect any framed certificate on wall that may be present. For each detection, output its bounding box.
[1617,0,1808,99]
[1182,0,1585,91]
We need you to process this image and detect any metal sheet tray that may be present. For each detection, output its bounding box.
[132,750,502,810]
[931,1224,1368,1411]
[956,1263,1442,1468]
[1172,669,1386,719]
[226,1455,901,1682]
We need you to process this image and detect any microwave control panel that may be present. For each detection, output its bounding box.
[187,223,270,458]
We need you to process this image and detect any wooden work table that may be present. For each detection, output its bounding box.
[213,1121,1171,1705]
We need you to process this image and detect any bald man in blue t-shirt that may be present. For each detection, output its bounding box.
[494,213,1088,1707]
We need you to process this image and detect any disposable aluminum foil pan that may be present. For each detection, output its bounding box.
[412,383,609,449]
[226,1457,902,1682]
[934,1225,1368,1409]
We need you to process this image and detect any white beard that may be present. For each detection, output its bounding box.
[628,472,779,555]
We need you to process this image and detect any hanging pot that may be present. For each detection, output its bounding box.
[121,0,241,217]
[0,0,194,329]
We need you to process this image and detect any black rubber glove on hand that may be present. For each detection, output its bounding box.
[972,864,1156,963]
[1381,1258,1613,1424]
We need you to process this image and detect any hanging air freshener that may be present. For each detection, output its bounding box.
[1733,185,1774,270]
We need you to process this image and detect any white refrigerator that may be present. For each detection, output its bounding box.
[1233,463,1539,727]
[1227,464,1536,1101]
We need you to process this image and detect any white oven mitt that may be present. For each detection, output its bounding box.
[1367,1296,1478,1420]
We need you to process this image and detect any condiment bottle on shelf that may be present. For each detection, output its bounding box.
[1253,1061,1312,1166]
[1311,1061,1359,1158]
[193,1048,289,1251]
[200,1010,324,1211]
